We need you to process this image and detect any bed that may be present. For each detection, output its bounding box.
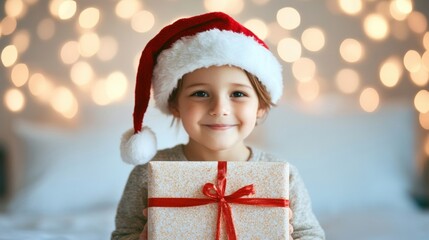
[1,99,428,240]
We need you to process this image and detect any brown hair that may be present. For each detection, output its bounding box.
[167,69,275,112]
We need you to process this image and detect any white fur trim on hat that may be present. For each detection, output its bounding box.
[152,29,283,114]
[120,127,157,165]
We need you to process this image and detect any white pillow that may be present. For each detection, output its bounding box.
[7,119,133,215]
[7,105,187,215]
[247,98,417,215]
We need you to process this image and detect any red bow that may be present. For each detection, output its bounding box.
[148,161,289,240]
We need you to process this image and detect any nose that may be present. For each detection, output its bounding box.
[209,96,230,116]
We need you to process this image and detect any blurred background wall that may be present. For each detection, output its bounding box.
[0,0,429,203]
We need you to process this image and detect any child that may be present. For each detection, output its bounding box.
[112,12,325,240]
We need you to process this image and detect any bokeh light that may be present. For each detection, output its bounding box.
[403,50,421,73]
[79,7,100,29]
[277,7,300,30]
[5,0,26,19]
[414,90,429,113]
[78,32,100,58]
[277,37,301,63]
[407,11,427,34]
[301,27,325,52]
[360,87,379,112]
[97,36,118,61]
[70,61,94,87]
[204,0,244,15]
[11,63,29,87]
[292,57,316,82]
[389,0,413,21]
[12,29,30,53]
[49,86,78,119]
[57,0,77,20]
[363,14,389,41]
[419,111,429,130]
[339,38,364,63]
[1,45,18,67]
[28,73,54,102]
[60,40,80,64]
[1,16,17,35]
[4,88,25,112]
[338,0,363,15]
[115,0,142,19]
[131,10,155,33]
[379,56,403,88]
[336,68,360,94]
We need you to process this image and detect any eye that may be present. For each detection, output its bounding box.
[231,91,247,98]
[191,91,209,97]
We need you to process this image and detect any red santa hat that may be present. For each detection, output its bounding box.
[120,12,283,165]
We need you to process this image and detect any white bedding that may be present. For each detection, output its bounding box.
[321,209,429,240]
[0,206,116,240]
[1,207,429,240]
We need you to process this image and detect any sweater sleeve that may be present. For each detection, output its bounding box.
[289,165,325,240]
[111,164,148,240]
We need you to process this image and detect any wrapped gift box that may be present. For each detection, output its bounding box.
[148,161,289,239]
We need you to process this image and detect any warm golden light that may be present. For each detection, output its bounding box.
[1,16,17,35]
[338,0,362,15]
[389,0,412,21]
[1,45,18,67]
[28,73,54,102]
[12,29,30,53]
[70,61,94,87]
[105,71,128,101]
[4,88,25,112]
[97,36,118,61]
[244,18,268,40]
[58,0,77,20]
[360,88,379,112]
[414,90,429,113]
[335,68,360,94]
[277,7,300,30]
[403,50,421,73]
[79,7,100,29]
[79,32,100,57]
[37,18,55,40]
[204,0,244,15]
[301,27,325,52]
[407,11,427,34]
[50,87,78,119]
[292,57,316,82]
[297,80,320,102]
[91,80,110,106]
[11,63,29,87]
[419,112,429,130]
[115,0,142,19]
[423,32,429,51]
[363,14,389,41]
[266,22,289,45]
[131,10,155,33]
[277,37,301,63]
[339,38,364,63]
[379,57,403,88]
[5,0,26,18]
[410,66,429,87]
[60,41,80,64]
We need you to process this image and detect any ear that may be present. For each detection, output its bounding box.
[256,107,267,119]
[169,104,181,118]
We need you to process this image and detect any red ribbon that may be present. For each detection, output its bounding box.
[148,161,289,240]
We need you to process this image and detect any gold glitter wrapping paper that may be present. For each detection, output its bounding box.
[148,161,289,240]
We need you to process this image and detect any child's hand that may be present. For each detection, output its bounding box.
[289,208,294,240]
[139,208,148,240]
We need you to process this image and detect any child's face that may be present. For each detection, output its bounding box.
[170,65,266,152]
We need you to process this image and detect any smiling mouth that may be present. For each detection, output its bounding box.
[203,124,236,130]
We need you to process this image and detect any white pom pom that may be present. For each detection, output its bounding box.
[120,127,157,165]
